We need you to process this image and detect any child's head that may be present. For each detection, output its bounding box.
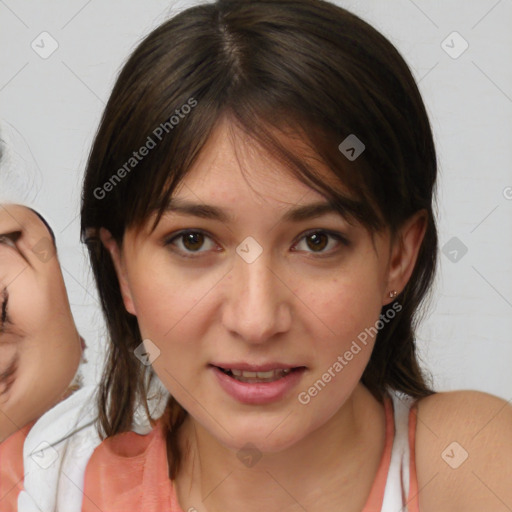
[81,0,437,476]
[0,204,83,442]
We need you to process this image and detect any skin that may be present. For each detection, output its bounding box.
[101,117,512,512]
[0,204,83,443]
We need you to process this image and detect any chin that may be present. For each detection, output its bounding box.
[215,425,304,455]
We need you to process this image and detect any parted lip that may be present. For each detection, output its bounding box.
[210,362,305,372]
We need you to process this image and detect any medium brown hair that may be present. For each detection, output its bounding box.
[81,0,438,479]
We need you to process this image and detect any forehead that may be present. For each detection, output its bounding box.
[170,116,349,209]
[133,116,380,241]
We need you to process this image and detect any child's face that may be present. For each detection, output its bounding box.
[0,204,82,442]
[107,118,400,453]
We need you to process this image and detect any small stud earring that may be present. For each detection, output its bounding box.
[388,290,398,298]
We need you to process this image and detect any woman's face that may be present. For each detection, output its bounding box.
[105,118,422,453]
[0,204,83,442]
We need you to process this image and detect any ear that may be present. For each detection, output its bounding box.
[99,227,137,315]
[383,209,428,305]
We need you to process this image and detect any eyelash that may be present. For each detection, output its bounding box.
[0,233,18,335]
[164,229,350,259]
[0,288,9,333]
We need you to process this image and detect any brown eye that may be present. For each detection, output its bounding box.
[182,232,205,251]
[165,230,218,257]
[305,232,329,252]
[293,230,349,256]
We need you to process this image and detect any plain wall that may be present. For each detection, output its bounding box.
[1,0,511,399]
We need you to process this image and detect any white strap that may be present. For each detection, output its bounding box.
[381,389,415,512]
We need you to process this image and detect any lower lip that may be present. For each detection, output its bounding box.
[210,365,306,405]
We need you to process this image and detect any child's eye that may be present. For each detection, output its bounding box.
[0,233,18,249]
[0,232,21,247]
[164,229,349,258]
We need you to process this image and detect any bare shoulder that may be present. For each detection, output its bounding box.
[413,389,512,512]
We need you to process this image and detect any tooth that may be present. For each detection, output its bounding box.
[224,368,294,381]
[256,370,275,379]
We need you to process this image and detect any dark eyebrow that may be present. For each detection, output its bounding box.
[163,197,359,224]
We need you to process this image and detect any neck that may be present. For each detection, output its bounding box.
[174,383,386,512]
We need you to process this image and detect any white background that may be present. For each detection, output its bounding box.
[1,0,511,400]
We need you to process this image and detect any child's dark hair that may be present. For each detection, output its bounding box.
[80,0,438,479]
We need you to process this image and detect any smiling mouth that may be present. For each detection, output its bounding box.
[214,366,304,383]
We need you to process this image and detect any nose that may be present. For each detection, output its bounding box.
[221,251,292,344]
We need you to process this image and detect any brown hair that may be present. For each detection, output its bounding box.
[80,0,438,479]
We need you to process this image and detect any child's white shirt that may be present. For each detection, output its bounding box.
[17,385,100,512]
[17,377,169,512]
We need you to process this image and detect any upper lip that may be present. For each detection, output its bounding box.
[211,362,305,372]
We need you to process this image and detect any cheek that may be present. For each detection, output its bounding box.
[291,273,383,432]
[289,262,384,420]
[9,336,80,424]
[295,265,384,352]
[11,287,79,371]
[4,275,81,411]
[8,271,48,331]
[128,267,221,393]
[1,352,54,431]
[130,260,221,340]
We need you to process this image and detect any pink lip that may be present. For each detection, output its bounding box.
[210,362,301,371]
[210,365,306,405]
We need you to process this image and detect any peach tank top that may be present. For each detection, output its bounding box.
[81,392,420,512]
